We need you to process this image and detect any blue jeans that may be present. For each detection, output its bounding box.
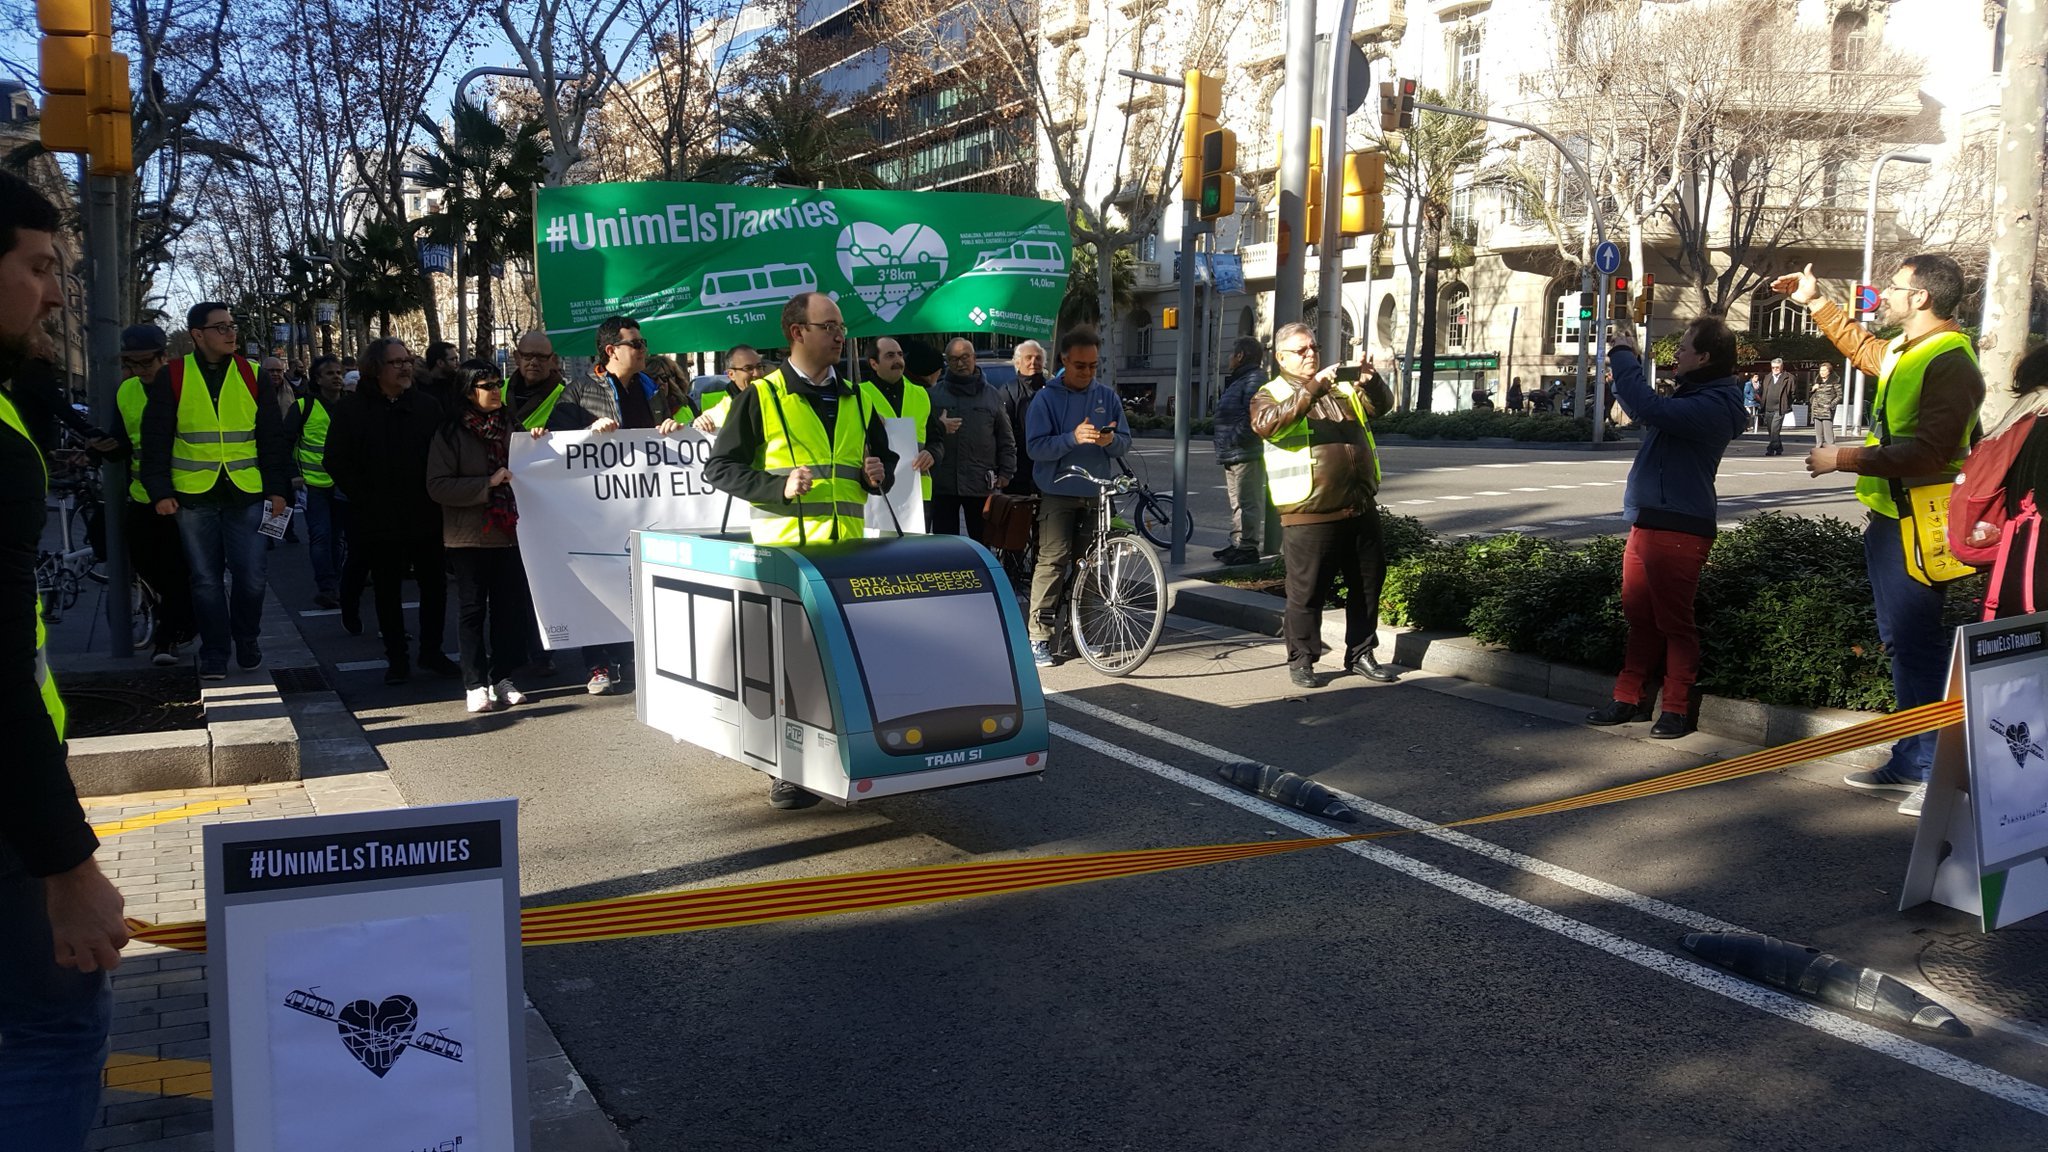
[1865,515,1953,781]
[177,500,269,662]
[0,848,112,1151]
[303,485,342,596]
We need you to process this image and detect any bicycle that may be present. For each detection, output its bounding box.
[1114,457,1194,549]
[1043,467,1167,676]
[37,443,157,648]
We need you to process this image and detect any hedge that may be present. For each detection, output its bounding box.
[1228,510,1987,712]
[1368,410,1618,442]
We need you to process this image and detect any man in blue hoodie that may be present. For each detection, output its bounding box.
[1023,327,1129,667]
[1586,316,1748,738]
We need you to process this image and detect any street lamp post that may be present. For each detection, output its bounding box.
[1847,151,1931,436]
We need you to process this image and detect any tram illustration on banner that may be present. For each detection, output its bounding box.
[632,530,1049,801]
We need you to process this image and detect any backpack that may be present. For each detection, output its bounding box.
[1982,492,2042,621]
[1946,412,2037,568]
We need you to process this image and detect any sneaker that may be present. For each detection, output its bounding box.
[587,667,619,695]
[492,679,526,707]
[236,640,262,670]
[465,686,497,714]
[1650,711,1693,739]
[768,779,815,809]
[419,652,461,678]
[151,639,177,668]
[1843,766,1924,795]
[1897,783,1927,817]
[1586,699,1653,726]
[199,657,228,681]
[1030,641,1053,668]
[340,602,362,635]
[384,658,410,685]
[312,592,339,609]
[1288,666,1318,689]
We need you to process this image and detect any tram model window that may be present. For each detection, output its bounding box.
[840,590,1018,725]
[781,601,834,731]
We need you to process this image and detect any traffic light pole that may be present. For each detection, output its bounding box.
[1273,0,1316,330]
[87,169,132,656]
[1315,0,1360,361]
[1416,101,1607,444]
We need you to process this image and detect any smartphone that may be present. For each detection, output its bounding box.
[1333,364,1361,383]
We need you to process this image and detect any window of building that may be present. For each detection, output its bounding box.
[1453,25,1483,90]
[1754,294,1817,339]
[1133,322,1152,360]
[1831,12,1868,71]
[1443,285,1471,351]
[1993,12,2006,72]
[1449,183,1475,244]
[1140,233,1158,261]
[1552,286,1584,347]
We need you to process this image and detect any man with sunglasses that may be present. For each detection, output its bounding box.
[1773,255,1985,816]
[509,330,567,432]
[140,303,292,680]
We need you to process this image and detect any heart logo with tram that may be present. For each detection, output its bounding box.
[836,222,949,322]
[337,994,418,1078]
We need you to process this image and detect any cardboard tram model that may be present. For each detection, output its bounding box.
[632,529,1049,802]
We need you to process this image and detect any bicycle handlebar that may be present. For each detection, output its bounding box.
[1059,466,1137,494]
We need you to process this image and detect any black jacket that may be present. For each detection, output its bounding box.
[140,354,293,506]
[704,365,897,509]
[998,372,1047,494]
[1212,364,1266,466]
[323,386,446,543]
[1,381,94,876]
[928,368,1016,497]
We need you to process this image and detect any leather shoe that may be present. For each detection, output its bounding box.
[1650,711,1693,739]
[1585,699,1653,726]
[1348,651,1398,683]
[1287,666,1317,689]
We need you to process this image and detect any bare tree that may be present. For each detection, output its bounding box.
[579,0,740,183]
[495,0,646,187]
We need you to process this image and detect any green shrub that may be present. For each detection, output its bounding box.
[1370,409,1615,442]
[1380,542,1472,628]
[1465,534,1628,670]
[1378,509,1433,565]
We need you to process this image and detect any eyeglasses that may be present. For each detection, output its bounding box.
[1279,344,1317,357]
[471,378,504,389]
[729,363,763,374]
[199,322,238,335]
[1886,280,1923,296]
[611,338,648,351]
[384,357,417,369]
[801,321,847,336]
[515,351,554,362]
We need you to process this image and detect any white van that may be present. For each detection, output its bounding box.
[701,262,819,309]
[971,240,1065,275]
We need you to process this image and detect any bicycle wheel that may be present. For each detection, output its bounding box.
[129,579,157,649]
[1068,533,1166,675]
[1135,494,1194,549]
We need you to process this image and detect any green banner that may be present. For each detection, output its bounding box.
[533,182,1070,354]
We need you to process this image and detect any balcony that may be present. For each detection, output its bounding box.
[1513,67,1920,122]
[1354,0,1406,39]
[1040,0,1088,44]
[1768,206,1901,251]
[1135,261,1163,289]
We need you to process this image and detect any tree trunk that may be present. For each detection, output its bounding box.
[1415,223,1443,412]
[474,254,497,361]
[1978,0,2046,428]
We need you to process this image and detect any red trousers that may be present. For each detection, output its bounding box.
[1613,526,1713,716]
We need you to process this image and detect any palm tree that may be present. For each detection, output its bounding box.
[340,218,428,337]
[1383,84,1491,410]
[696,71,883,189]
[1059,242,1135,332]
[411,100,551,358]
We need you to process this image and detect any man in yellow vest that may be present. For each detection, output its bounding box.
[111,324,194,666]
[1249,322,1399,690]
[692,343,766,435]
[140,302,293,681]
[0,166,130,1151]
[1776,255,1986,816]
[509,330,567,432]
[860,336,938,501]
[704,291,896,808]
[286,355,347,608]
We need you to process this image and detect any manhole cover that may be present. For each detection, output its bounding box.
[272,666,332,695]
[1919,931,2048,1026]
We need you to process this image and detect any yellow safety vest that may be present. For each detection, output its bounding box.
[170,354,263,495]
[0,386,67,742]
[1258,376,1380,509]
[1856,330,1978,518]
[518,381,565,432]
[753,369,872,546]
[294,396,334,487]
[859,378,933,500]
[116,374,149,503]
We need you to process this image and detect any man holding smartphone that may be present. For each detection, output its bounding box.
[1251,322,1398,689]
[1022,327,1127,667]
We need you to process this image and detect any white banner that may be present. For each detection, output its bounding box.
[511,420,923,650]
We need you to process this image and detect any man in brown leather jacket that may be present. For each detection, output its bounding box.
[1249,322,1399,689]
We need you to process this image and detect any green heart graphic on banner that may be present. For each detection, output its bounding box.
[837,221,950,322]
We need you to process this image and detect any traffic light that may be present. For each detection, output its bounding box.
[1162,307,1180,330]
[1611,275,1628,298]
[1340,152,1386,237]
[1379,78,1418,133]
[1182,70,1221,203]
[1199,127,1236,221]
[37,0,129,172]
[1632,274,1655,324]
[1303,122,1324,238]
[1578,291,1596,323]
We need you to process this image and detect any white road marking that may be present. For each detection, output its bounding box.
[302,601,416,618]
[1496,525,1537,533]
[1511,487,1549,493]
[1046,710,2048,1110]
[333,660,387,673]
[1437,494,1473,501]
[1474,491,1509,496]
[1546,485,1580,490]
[1397,499,1433,506]
[1549,519,1587,526]
[1476,463,1526,468]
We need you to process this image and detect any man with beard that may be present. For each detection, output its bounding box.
[927,338,1014,537]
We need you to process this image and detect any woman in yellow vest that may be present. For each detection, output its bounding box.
[112,324,194,665]
[1774,254,1987,815]
[286,355,349,609]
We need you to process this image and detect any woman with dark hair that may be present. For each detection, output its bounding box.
[426,359,530,713]
[1960,344,2048,620]
[1211,335,1269,564]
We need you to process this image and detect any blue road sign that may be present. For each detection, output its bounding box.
[1856,284,1880,313]
[1594,242,1621,275]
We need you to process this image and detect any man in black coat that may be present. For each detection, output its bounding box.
[322,337,456,684]
[1760,357,1796,455]
[927,338,1015,538]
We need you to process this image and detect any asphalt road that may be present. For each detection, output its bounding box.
[264,542,2048,1150]
[1125,427,1863,560]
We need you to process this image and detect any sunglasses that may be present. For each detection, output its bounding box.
[611,338,648,351]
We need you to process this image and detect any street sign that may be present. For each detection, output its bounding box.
[1856,284,1880,314]
[1593,242,1621,275]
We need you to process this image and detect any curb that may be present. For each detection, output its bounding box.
[1167,576,1892,770]
[68,588,308,796]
